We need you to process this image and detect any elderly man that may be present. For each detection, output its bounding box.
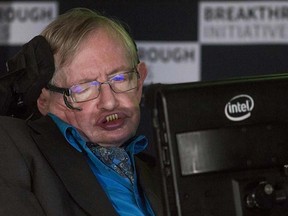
[0,8,163,216]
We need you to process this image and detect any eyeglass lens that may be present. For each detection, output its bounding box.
[70,71,138,102]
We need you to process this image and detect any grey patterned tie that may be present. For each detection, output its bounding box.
[87,142,134,184]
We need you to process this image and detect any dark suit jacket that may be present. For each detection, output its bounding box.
[0,116,163,216]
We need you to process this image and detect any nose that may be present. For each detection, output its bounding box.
[97,83,118,110]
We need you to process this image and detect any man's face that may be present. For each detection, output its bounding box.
[48,30,146,147]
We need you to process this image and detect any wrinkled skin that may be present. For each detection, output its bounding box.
[37,29,147,147]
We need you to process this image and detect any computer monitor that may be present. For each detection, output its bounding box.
[142,74,288,216]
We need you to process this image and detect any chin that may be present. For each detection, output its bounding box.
[91,134,131,147]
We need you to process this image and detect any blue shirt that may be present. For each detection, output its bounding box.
[48,113,155,216]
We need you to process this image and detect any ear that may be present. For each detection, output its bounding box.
[137,61,147,89]
[37,88,51,116]
[136,62,147,102]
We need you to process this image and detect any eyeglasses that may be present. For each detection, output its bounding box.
[46,68,140,109]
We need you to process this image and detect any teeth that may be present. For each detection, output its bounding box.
[106,114,118,122]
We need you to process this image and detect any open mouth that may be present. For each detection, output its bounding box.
[105,113,119,123]
[99,113,125,131]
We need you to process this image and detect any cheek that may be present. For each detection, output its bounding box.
[75,105,96,122]
[65,110,96,137]
[121,93,141,110]
[63,101,96,123]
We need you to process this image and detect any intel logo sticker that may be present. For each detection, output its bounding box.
[224,94,254,121]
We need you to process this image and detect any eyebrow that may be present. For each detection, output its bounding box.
[107,68,134,78]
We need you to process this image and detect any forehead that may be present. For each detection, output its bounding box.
[59,29,130,85]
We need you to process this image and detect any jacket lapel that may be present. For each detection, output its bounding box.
[28,116,117,216]
[136,157,164,216]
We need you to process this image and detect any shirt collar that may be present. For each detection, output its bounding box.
[48,113,85,152]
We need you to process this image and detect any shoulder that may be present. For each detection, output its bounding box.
[0,115,55,147]
[0,116,55,175]
[0,116,36,151]
[0,115,26,123]
[0,116,28,132]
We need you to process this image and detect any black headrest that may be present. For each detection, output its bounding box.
[0,35,54,119]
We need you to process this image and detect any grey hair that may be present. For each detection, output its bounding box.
[41,8,139,83]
